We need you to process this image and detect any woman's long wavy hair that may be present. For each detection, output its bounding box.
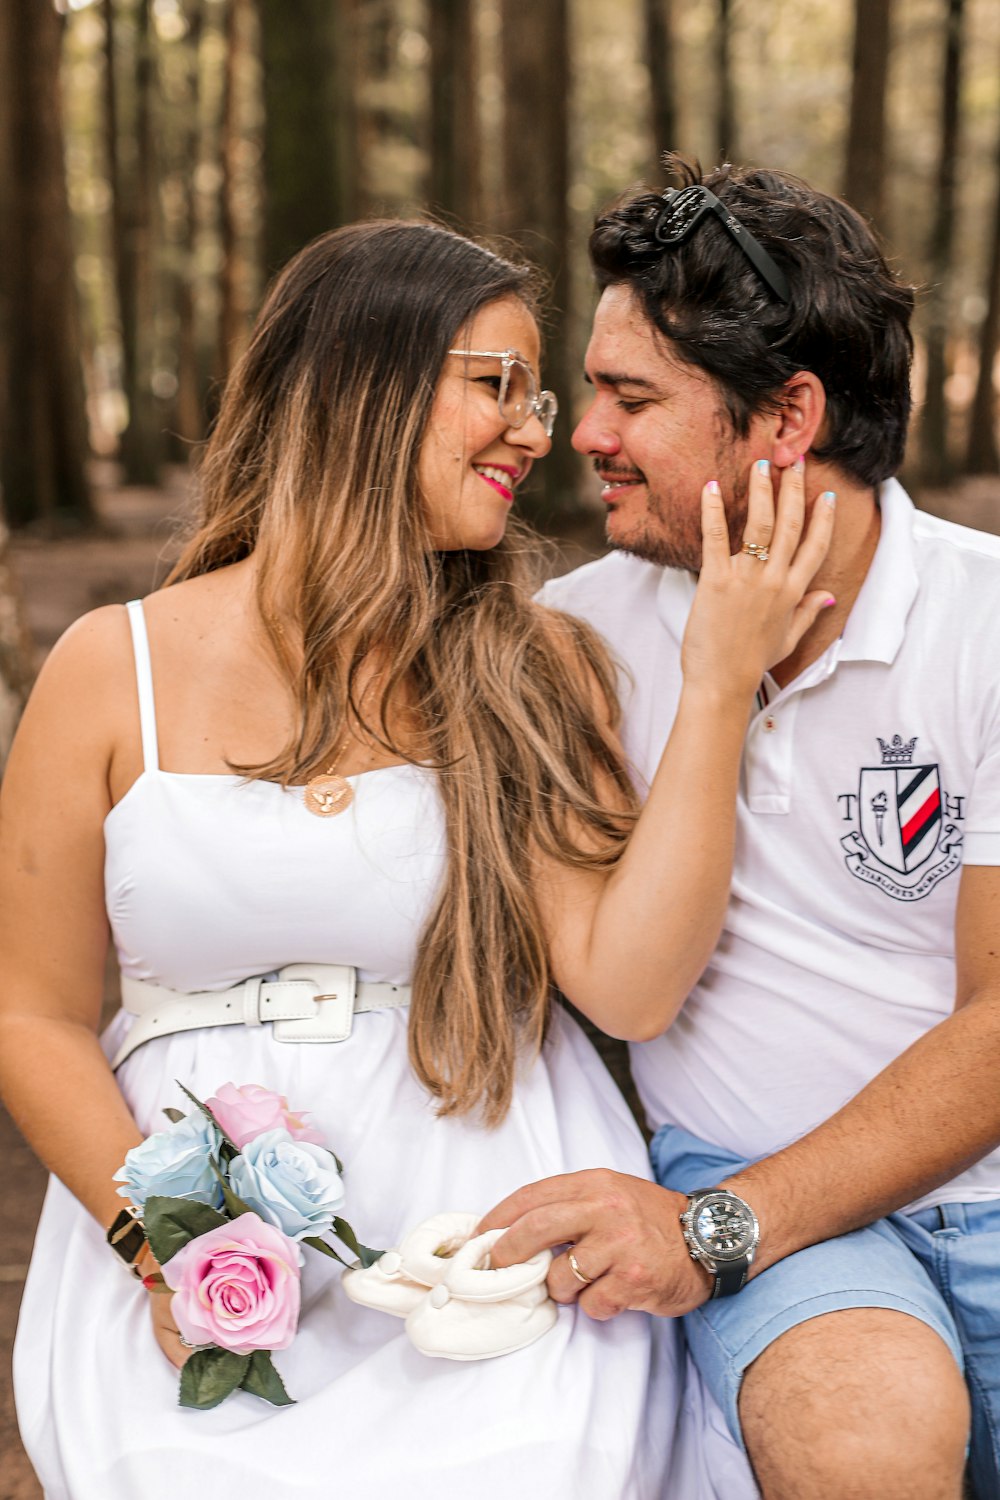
[169,220,637,1124]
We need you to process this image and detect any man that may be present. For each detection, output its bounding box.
[485,159,1000,1499]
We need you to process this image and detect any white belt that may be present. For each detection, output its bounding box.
[112,963,411,1071]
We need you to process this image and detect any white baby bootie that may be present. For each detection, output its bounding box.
[405,1228,557,1361]
[341,1211,479,1317]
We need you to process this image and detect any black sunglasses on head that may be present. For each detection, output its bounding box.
[653,185,791,305]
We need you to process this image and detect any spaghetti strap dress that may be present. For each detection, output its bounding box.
[13,600,755,1500]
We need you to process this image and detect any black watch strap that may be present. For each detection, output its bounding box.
[709,1260,750,1299]
[107,1207,146,1267]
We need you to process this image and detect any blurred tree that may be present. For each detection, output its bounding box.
[0,521,36,770]
[0,0,92,530]
[218,0,247,379]
[715,0,737,163]
[644,0,677,179]
[844,0,893,228]
[966,42,1000,475]
[428,0,481,225]
[105,0,163,485]
[500,0,575,519]
[921,0,965,487]
[172,0,205,449]
[258,0,358,273]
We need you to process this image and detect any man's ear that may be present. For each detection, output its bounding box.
[770,372,826,468]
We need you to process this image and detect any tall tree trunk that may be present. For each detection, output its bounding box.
[172,0,205,449]
[966,43,1000,475]
[217,0,246,379]
[258,0,358,274]
[921,0,965,487]
[844,0,893,228]
[428,0,480,226]
[715,0,737,163]
[0,521,37,770]
[113,0,163,484]
[499,0,574,521]
[644,0,677,180]
[0,0,93,530]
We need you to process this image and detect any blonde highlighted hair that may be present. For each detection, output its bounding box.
[169,220,637,1124]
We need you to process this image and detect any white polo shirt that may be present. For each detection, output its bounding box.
[541,480,1000,1210]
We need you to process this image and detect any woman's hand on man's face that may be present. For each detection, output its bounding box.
[681,458,837,698]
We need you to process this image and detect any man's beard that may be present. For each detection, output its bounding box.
[603,466,750,572]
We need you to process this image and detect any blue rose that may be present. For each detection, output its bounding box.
[114,1111,224,1212]
[228,1129,345,1241]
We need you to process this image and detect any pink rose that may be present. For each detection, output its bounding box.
[204,1082,325,1149]
[165,1214,301,1355]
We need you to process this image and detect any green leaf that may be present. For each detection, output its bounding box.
[240,1350,295,1406]
[162,1107,186,1124]
[302,1234,350,1266]
[332,1216,384,1269]
[328,1148,344,1174]
[179,1348,249,1410]
[175,1080,241,1153]
[208,1155,254,1219]
[144,1196,228,1265]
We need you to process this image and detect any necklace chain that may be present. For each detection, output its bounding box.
[303,675,381,818]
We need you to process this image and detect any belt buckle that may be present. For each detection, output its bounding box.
[271,963,357,1044]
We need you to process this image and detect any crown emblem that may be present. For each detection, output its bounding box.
[877,734,918,766]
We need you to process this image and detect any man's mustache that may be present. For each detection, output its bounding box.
[593,462,646,482]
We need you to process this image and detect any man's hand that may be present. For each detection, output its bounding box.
[478,1169,710,1320]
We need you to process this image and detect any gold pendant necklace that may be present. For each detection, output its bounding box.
[303,733,354,818]
[302,673,385,818]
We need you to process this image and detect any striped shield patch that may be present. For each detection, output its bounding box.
[859,764,942,875]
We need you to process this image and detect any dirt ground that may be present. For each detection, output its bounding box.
[1,466,997,1495]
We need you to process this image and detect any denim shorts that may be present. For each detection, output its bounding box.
[651,1123,1000,1499]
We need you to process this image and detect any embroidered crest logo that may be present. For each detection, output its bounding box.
[840,736,963,902]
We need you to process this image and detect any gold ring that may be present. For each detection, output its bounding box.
[567,1249,594,1286]
[741,542,769,562]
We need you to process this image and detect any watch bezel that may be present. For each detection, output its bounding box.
[682,1189,759,1267]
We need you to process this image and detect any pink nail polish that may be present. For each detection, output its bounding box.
[706,480,720,495]
[793,455,805,473]
[823,596,836,609]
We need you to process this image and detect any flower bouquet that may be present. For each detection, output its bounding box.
[114,1082,382,1410]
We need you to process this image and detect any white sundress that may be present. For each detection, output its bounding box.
[13,599,756,1500]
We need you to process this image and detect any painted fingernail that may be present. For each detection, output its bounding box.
[756,459,770,476]
[821,490,837,507]
[706,479,720,495]
[793,455,805,473]
[823,596,836,609]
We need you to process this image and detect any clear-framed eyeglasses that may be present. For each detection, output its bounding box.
[447,348,558,437]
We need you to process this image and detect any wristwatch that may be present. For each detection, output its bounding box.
[106,1206,148,1278]
[680,1188,759,1299]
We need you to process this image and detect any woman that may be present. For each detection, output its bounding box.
[1,221,829,1499]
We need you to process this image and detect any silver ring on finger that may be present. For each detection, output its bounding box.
[741,541,769,562]
[567,1249,595,1286]
[176,1331,196,1348]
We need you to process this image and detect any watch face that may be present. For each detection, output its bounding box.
[693,1197,754,1261]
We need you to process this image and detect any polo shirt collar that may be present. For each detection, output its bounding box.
[654,477,920,667]
[838,478,919,665]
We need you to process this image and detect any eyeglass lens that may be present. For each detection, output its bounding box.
[502,358,557,436]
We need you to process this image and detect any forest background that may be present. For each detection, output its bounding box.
[2,0,1000,1491]
[4,0,1000,740]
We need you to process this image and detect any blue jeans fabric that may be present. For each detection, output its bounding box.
[651,1124,1000,1499]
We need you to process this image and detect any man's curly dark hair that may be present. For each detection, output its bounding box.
[590,154,916,488]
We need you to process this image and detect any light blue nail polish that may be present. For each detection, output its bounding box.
[821,490,837,507]
[756,459,770,476]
